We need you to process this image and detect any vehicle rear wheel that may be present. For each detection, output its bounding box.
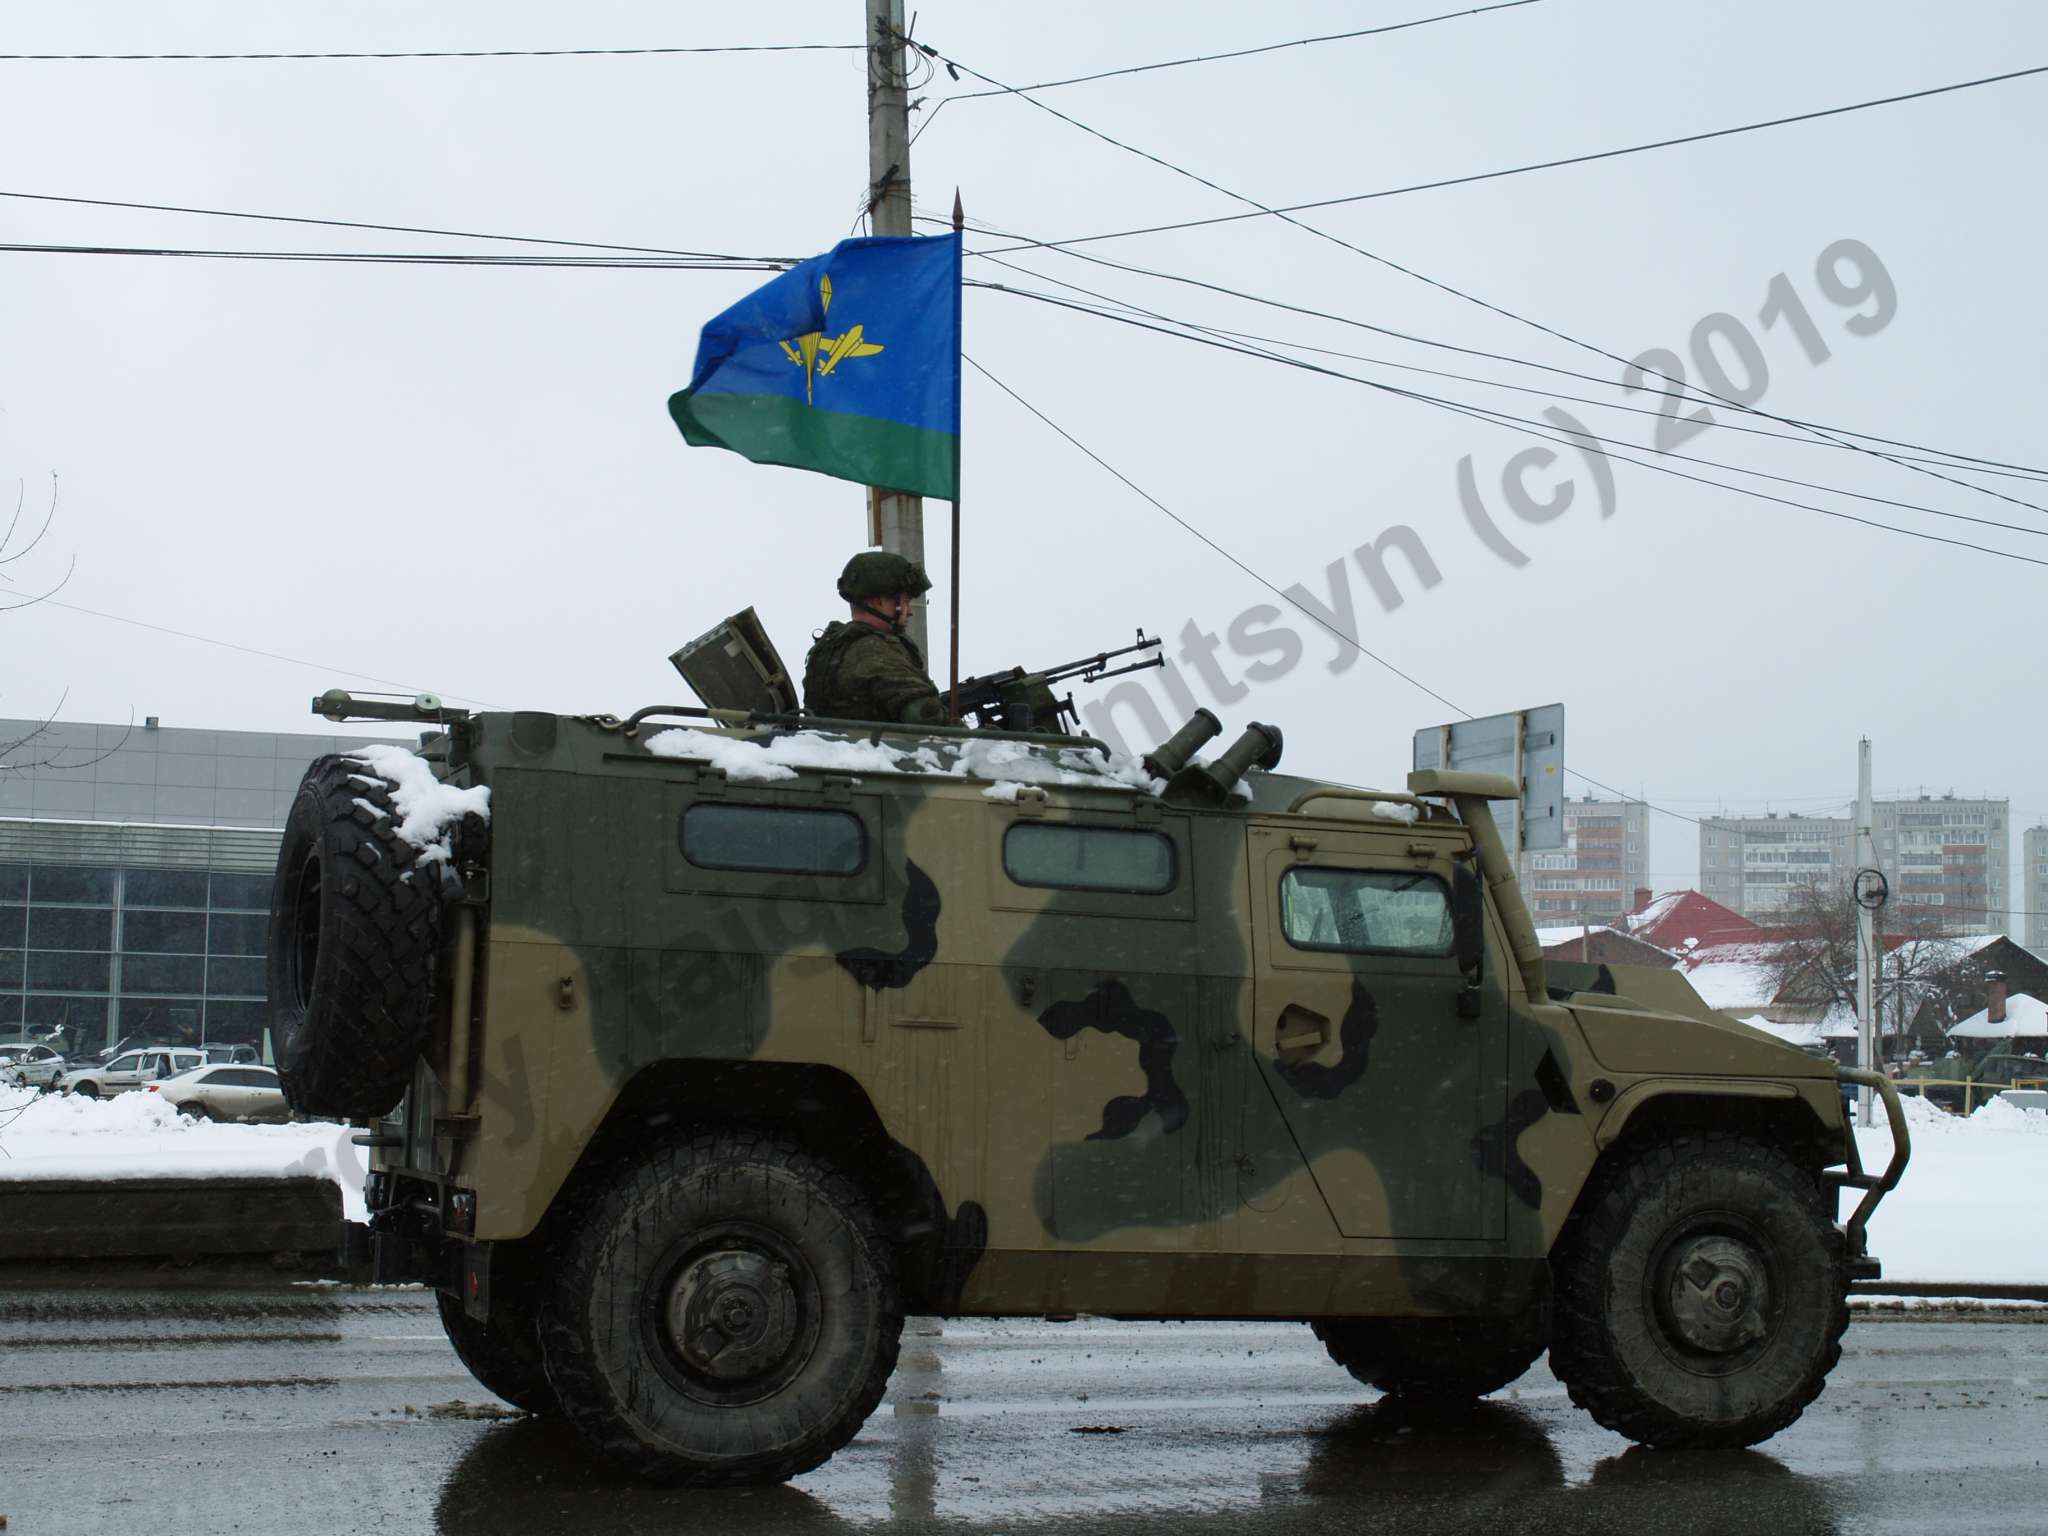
[436,1280,557,1417]
[542,1130,902,1486]
[266,754,448,1118]
[1313,1313,1548,1400]
[177,1100,211,1120]
[1548,1132,1846,1448]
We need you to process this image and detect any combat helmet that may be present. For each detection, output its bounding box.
[837,550,932,602]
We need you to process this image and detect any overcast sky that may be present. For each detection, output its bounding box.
[3,0,2044,899]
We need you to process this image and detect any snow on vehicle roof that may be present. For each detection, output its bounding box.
[642,726,1164,795]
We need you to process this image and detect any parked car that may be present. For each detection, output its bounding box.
[150,1065,289,1123]
[0,1042,70,1090]
[202,1043,262,1066]
[58,1046,206,1098]
[72,1032,191,1067]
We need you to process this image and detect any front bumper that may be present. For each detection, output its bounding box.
[1828,1067,1912,1280]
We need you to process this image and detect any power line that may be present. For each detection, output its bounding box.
[964,353,1753,837]
[13,179,2039,486]
[969,63,2048,250]
[0,42,861,62]
[963,354,1465,715]
[0,241,781,271]
[946,2,1541,97]
[970,257,2048,538]
[918,44,2048,526]
[971,280,2048,570]
[0,188,788,264]
[40,600,504,709]
[910,1,1541,143]
[934,214,2048,485]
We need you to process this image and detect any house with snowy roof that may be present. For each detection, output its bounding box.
[1945,975,2048,1056]
[1617,889,1764,953]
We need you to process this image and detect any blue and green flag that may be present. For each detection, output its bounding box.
[669,232,961,500]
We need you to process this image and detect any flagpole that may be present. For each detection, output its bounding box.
[948,191,964,721]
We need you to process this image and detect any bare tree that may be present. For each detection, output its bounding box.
[0,473,127,773]
[1758,874,1982,1047]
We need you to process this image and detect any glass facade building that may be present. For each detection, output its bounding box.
[0,717,408,1055]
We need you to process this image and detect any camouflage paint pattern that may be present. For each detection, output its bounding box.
[379,709,1849,1322]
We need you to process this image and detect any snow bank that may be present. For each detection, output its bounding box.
[1853,1092,2048,1285]
[643,726,1165,796]
[350,744,490,866]
[0,1084,366,1222]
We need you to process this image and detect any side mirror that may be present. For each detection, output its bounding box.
[1450,861,1486,981]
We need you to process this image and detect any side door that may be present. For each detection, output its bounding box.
[986,804,1241,1252]
[1248,825,1507,1240]
[101,1052,144,1092]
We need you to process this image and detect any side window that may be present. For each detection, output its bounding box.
[1280,867,1453,957]
[681,804,866,876]
[107,1053,141,1073]
[1003,824,1176,895]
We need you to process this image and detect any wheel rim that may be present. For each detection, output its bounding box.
[1649,1224,1777,1372]
[643,1222,822,1408]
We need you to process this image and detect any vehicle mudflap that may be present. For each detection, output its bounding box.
[338,1219,374,1284]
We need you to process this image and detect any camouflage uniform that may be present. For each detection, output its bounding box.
[803,550,945,725]
[803,622,945,725]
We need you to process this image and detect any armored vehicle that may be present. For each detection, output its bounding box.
[273,688,1908,1486]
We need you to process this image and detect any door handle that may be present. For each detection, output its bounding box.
[1275,1004,1331,1054]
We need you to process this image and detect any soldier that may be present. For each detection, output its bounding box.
[802,551,946,725]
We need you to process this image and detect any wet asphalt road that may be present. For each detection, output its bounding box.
[1,1289,2043,1536]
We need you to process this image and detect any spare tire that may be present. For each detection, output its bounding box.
[267,753,447,1118]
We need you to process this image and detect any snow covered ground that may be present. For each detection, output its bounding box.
[1853,1090,2047,1286]
[0,1082,367,1222]
[0,1081,2040,1286]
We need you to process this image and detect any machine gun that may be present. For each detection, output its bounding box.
[950,630,1163,735]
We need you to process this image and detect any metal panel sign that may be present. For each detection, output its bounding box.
[1412,703,1565,852]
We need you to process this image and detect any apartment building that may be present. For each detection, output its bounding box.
[1698,813,1850,920]
[1700,795,2010,934]
[1874,795,2008,934]
[1517,796,1649,928]
[2027,826,2048,957]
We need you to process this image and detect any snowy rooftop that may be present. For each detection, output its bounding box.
[1675,940,1788,1010]
[1949,991,2048,1040]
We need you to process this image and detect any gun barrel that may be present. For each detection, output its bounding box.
[1036,631,1162,685]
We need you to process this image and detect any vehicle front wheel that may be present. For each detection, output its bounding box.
[542,1131,902,1485]
[1548,1132,1846,1448]
[1313,1313,1549,1400]
[72,1082,99,1099]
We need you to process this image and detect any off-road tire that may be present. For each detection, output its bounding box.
[542,1131,902,1486]
[266,754,446,1119]
[436,1284,558,1416]
[1313,1314,1549,1400]
[1548,1132,1847,1448]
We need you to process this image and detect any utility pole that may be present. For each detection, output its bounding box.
[1855,738,1877,1128]
[863,0,928,656]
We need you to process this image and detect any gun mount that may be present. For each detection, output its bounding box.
[949,630,1163,735]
